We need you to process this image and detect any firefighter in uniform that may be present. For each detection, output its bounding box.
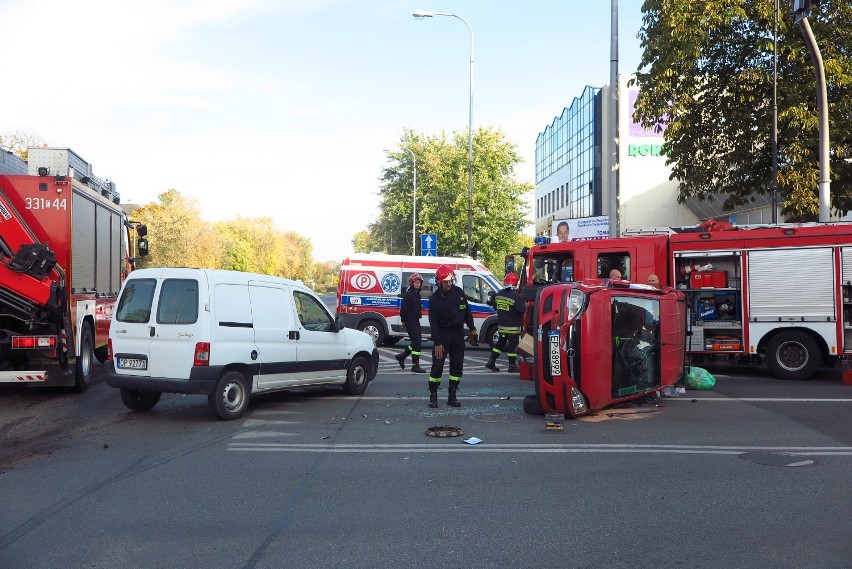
[485,272,525,373]
[395,273,426,373]
[427,264,477,408]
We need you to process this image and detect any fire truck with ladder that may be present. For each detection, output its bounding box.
[512,220,852,381]
[0,147,147,390]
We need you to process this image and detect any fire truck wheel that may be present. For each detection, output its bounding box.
[343,355,371,395]
[522,394,545,415]
[74,323,95,393]
[358,320,385,347]
[765,331,821,381]
[120,389,162,412]
[208,371,250,420]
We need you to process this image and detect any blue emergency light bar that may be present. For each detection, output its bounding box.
[534,236,551,245]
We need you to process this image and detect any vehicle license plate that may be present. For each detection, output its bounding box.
[117,357,148,370]
[548,331,561,376]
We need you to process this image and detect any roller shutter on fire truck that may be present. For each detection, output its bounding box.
[747,248,835,322]
[71,189,124,295]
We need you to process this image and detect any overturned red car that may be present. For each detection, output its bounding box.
[527,280,687,418]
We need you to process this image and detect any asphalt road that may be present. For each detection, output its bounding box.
[1,353,851,569]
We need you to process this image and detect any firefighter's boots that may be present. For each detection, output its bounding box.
[410,355,426,374]
[485,352,500,372]
[506,356,519,373]
[447,381,461,407]
[428,382,439,408]
[395,350,408,369]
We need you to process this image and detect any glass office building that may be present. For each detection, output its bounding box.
[534,86,603,236]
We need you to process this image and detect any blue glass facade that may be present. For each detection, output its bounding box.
[534,86,603,230]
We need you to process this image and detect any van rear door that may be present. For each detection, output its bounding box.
[148,276,204,379]
[112,273,161,377]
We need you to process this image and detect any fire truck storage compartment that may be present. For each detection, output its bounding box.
[71,189,125,295]
[695,292,738,322]
[747,247,834,322]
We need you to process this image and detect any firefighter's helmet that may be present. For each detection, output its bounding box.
[435,264,456,283]
[409,273,424,285]
[504,272,518,287]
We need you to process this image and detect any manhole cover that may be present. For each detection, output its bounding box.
[470,413,523,423]
[425,425,464,437]
[739,452,815,467]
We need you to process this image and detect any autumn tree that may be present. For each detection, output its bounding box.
[0,131,44,161]
[130,189,219,269]
[633,0,852,219]
[374,127,532,272]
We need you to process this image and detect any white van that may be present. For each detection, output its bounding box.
[104,268,378,420]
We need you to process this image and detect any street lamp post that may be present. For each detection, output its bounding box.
[413,9,474,257]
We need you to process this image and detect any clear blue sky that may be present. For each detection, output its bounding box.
[1,0,645,262]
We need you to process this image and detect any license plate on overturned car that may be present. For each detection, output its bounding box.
[117,357,148,370]
[548,331,561,376]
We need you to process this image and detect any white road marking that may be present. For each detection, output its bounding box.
[227,443,852,455]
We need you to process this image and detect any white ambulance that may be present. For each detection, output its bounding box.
[336,253,501,347]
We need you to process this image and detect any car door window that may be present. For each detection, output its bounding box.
[461,274,488,304]
[294,291,334,332]
[116,278,157,323]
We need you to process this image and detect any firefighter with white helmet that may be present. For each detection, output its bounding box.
[394,273,426,373]
[485,272,525,373]
[427,264,477,408]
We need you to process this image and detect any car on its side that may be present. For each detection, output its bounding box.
[104,268,378,420]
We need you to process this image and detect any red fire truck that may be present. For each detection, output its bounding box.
[0,147,147,390]
[527,280,686,418]
[514,221,852,381]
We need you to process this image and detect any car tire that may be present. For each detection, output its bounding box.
[522,394,544,415]
[486,324,499,349]
[74,322,94,393]
[765,331,821,380]
[358,320,385,347]
[208,371,250,420]
[120,389,162,412]
[343,356,371,395]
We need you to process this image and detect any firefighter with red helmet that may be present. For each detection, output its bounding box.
[427,264,477,408]
[485,272,526,373]
[394,273,426,373]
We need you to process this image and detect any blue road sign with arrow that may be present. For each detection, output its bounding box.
[421,233,437,256]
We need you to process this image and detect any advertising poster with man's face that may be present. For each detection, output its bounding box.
[551,216,609,242]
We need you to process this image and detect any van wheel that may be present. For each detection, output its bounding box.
[120,389,161,412]
[208,371,250,420]
[74,323,94,393]
[343,356,370,395]
[765,331,820,380]
[358,320,385,346]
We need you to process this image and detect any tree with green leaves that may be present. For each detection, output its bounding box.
[633,0,852,219]
[373,127,532,272]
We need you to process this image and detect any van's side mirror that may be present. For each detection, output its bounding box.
[334,315,344,332]
[487,290,496,307]
[138,238,149,257]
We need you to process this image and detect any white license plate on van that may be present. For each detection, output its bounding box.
[117,357,148,370]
